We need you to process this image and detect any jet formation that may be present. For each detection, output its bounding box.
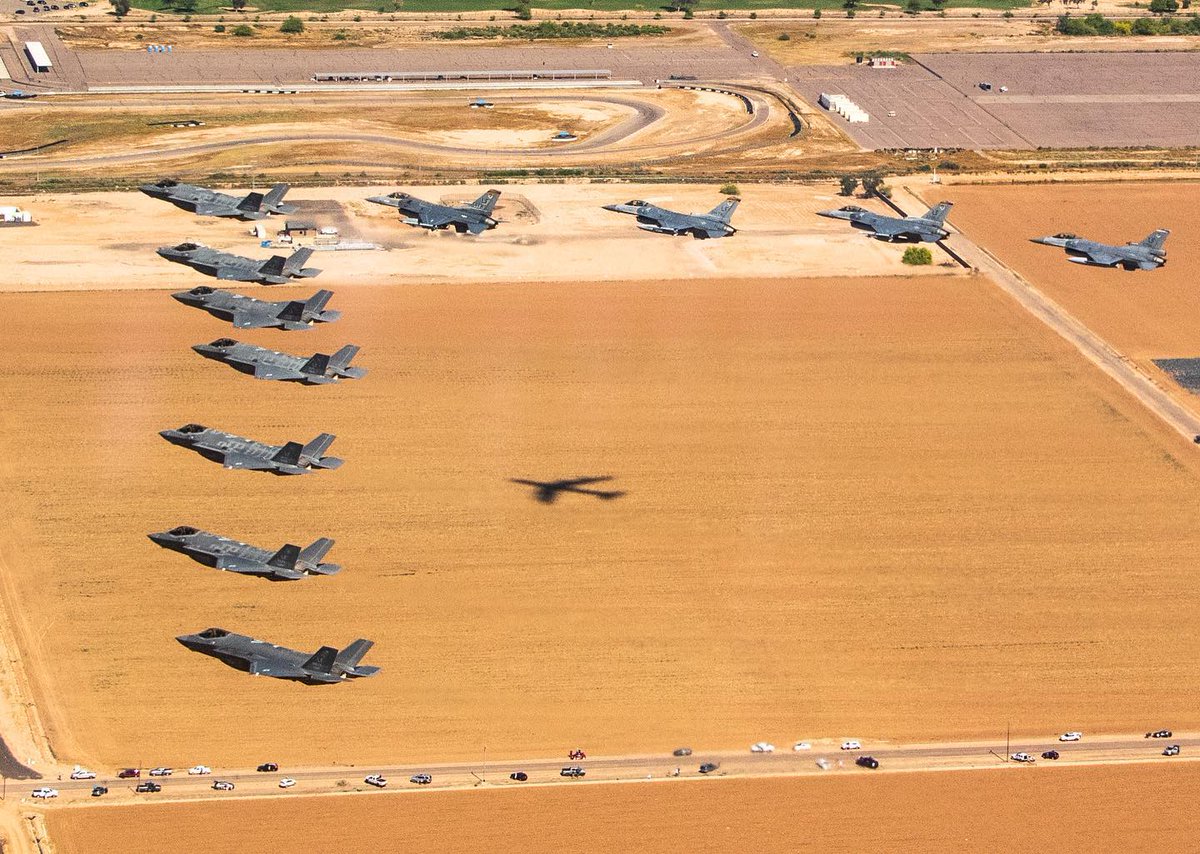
[160,424,343,475]
[602,198,739,239]
[176,628,379,683]
[149,526,340,581]
[367,188,501,234]
[817,201,952,243]
[158,243,322,285]
[140,180,296,220]
[191,339,366,384]
[173,287,340,331]
[1030,229,1169,270]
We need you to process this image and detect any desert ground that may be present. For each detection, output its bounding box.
[45,763,1200,853]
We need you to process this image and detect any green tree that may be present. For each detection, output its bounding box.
[1149,0,1178,11]
[861,172,884,196]
[514,1,532,20]
[280,15,304,32]
[812,7,821,16]
[231,0,246,9]
[110,0,130,16]
[902,246,933,265]
[839,175,859,196]
[719,182,739,196]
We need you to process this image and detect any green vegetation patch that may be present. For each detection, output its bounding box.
[902,246,933,265]
[1055,12,1200,35]
[431,21,670,40]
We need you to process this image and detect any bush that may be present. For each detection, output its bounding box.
[280,15,304,33]
[902,246,933,265]
[778,32,790,39]
[719,182,739,196]
[839,175,858,196]
[717,10,727,18]
[514,1,532,20]
[1150,0,1178,12]
[213,23,225,30]
[813,8,821,16]
[232,23,253,35]
[749,10,757,17]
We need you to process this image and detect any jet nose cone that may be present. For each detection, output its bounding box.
[147,532,171,545]
[1029,236,1056,245]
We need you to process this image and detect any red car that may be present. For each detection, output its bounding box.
[117,768,140,779]
[568,750,586,760]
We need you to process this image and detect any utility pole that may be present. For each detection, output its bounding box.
[1006,721,1010,761]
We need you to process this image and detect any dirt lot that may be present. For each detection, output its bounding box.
[45,763,1200,852]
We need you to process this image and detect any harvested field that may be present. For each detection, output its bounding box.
[4,267,1200,770]
[45,763,1200,853]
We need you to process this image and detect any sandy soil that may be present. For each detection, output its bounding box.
[0,184,940,290]
[44,763,1200,853]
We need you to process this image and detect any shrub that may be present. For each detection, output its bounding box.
[213,23,225,30]
[280,15,304,33]
[749,11,757,18]
[1150,0,1178,12]
[778,31,790,39]
[719,182,739,196]
[717,10,727,18]
[813,8,821,16]
[232,23,253,35]
[839,175,858,196]
[902,246,933,265]
[514,1,532,20]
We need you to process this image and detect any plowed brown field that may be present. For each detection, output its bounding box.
[4,275,1200,770]
[45,763,1200,853]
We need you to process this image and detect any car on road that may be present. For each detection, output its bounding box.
[149,767,173,777]
[1164,745,1181,757]
[117,768,140,779]
[135,782,162,793]
[1041,750,1060,760]
[1059,732,1082,742]
[855,756,880,769]
[751,51,760,57]
[816,758,831,770]
[841,741,862,751]
[410,773,432,785]
[699,762,719,774]
[1147,730,1173,739]
[560,767,586,778]
[793,742,811,751]
[365,775,387,788]
[90,786,108,797]
[509,772,528,782]
[1010,753,1035,763]
[212,780,235,791]
[257,763,279,772]
[70,767,96,780]
[188,765,211,775]
[673,747,693,757]
[750,742,775,753]
[278,778,296,789]
[31,787,58,799]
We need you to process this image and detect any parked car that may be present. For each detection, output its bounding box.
[559,767,585,778]
[257,763,279,772]
[792,742,812,751]
[1010,752,1035,763]
[410,773,433,785]
[1146,730,1173,739]
[855,756,880,769]
[70,767,96,780]
[699,762,719,774]
[212,780,235,791]
[509,772,528,782]
[31,787,58,799]
[90,785,108,797]
[1164,745,1181,757]
[672,747,693,757]
[188,765,211,776]
[1059,732,1082,742]
[365,775,387,788]
[841,741,862,751]
[149,767,173,777]
[1041,750,1060,760]
[278,778,296,789]
[117,768,140,779]
[816,758,831,770]
[750,742,775,753]
[135,781,161,793]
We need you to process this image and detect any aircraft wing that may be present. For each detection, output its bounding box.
[466,220,490,235]
[193,205,231,217]
[232,311,276,329]
[420,208,457,229]
[638,210,680,230]
[223,451,275,470]
[215,555,269,574]
[561,476,611,487]
[1081,248,1122,266]
[253,363,304,381]
[269,566,306,581]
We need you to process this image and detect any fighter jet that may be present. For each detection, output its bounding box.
[148,526,340,581]
[172,287,340,331]
[602,198,739,239]
[1030,229,1169,270]
[140,179,296,220]
[510,476,626,504]
[366,188,501,235]
[176,628,379,684]
[192,339,366,384]
[157,243,321,285]
[817,201,952,243]
[159,424,342,475]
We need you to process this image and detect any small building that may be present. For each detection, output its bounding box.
[0,206,33,224]
[25,42,51,73]
[869,56,898,69]
[283,220,317,235]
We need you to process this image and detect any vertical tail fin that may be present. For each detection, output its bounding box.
[271,441,303,466]
[299,352,331,376]
[237,191,265,213]
[298,537,335,567]
[468,189,501,214]
[284,247,314,274]
[922,201,953,224]
[334,639,374,672]
[262,183,289,209]
[329,345,359,372]
[304,289,333,314]
[302,646,338,674]
[278,300,307,322]
[1138,228,1170,253]
[301,433,336,461]
[259,255,287,279]
[266,544,301,569]
[707,198,740,222]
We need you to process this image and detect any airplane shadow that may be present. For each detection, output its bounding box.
[509,476,626,505]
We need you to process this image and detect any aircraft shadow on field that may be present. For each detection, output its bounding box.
[509,476,626,505]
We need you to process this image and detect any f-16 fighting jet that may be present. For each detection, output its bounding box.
[365,188,501,234]
[817,201,952,243]
[510,476,626,504]
[601,197,739,239]
[191,339,366,384]
[172,287,340,331]
[140,179,296,220]
[1029,228,1169,270]
[157,243,321,285]
[176,628,379,683]
[148,526,340,580]
[159,424,342,475]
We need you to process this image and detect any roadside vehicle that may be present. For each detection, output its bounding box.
[509,772,528,782]
[135,781,161,793]
[1146,730,1173,739]
[213,780,235,791]
[90,786,107,797]
[117,768,140,779]
[70,767,96,780]
[1059,732,1082,742]
[278,778,296,789]
[841,741,862,751]
[1041,751,1060,760]
[1164,745,1181,757]
[560,767,585,778]
[673,748,692,757]
[568,750,586,760]
[1010,753,1035,763]
[149,767,173,777]
[816,758,831,770]
[699,763,719,774]
[750,742,775,753]
[31,787,58,799]
[257,762,279,772]
[410,773,433,785]
[188,765,211,776]
[793,742,811,751]
[855,756,880,769]
[365,775,387,788]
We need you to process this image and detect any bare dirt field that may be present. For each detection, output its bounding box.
[926,182,1200,401]
[45,763,1200,853]
[4,257,1200,770]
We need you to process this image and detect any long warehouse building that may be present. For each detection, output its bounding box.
[25,41,52,73]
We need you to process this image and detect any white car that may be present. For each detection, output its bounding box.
[1059,732,1082,742]
[212,780,235,791]
[750,742,775,753]
[278,777,296,789]
[792,742,812,751]
[31,787,58,799]
[750,51,760,57]
[188,765,211,775]
[69,767,96,780]
[1010,752,1035,763]
[841,741,862,751]
[148,767,173,777]
[365,774,387,788]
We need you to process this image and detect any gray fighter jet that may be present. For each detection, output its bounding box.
[172,287,340,331]
[148,526,340,580]
[176,628,379,683]
[158,243,321,285]
[140,179,296,220]
[1030,228,1169,270]
[159,424,342,475]
[192,339,366,384]
[602,197,739,239]
[817,201,952,243]
[366,188,500,234]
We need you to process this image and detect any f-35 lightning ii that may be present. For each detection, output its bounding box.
[602,197,739,239]
[148,526,340,580]
[192,339,366,384]
[176,628,379,683]
[1030,228,1169,270]
[173,287,340,330]
[366,188,501,234]
[140,179,297,220]
[158,243,321,285]
[817,201,952,243]
[159,424,343,475]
